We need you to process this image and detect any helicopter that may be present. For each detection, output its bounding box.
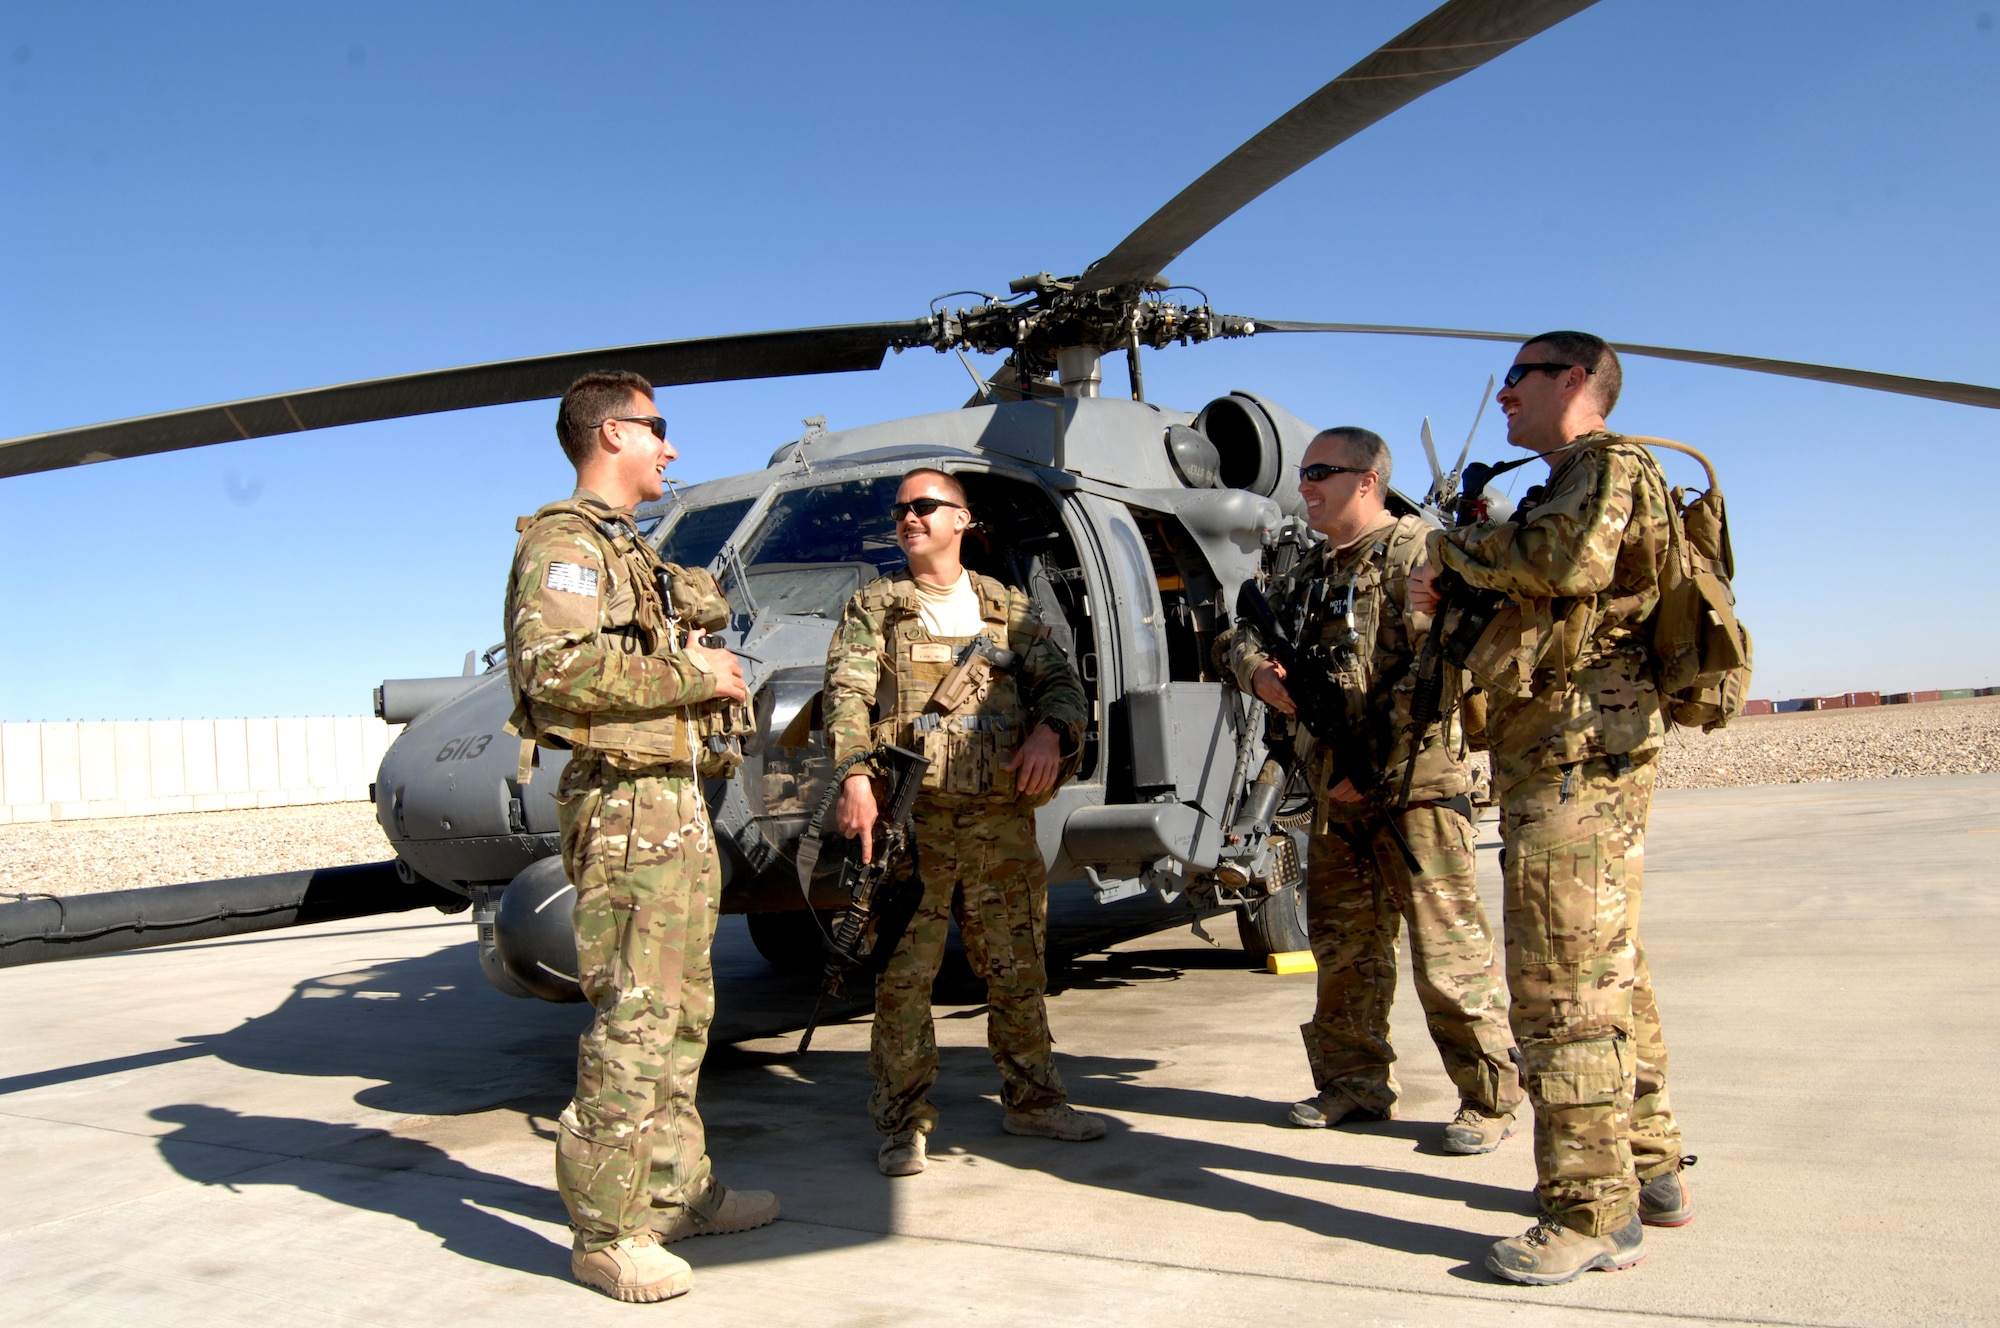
[4,0,1997,997]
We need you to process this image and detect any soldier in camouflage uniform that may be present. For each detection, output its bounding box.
[1413,332,1694,1285]
[506,370,775,1303]
[821,468,1100,1176]
[1228,427,1522,1154]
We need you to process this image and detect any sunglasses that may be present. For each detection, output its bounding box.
[1298,463,1370,483]
[1501,362,1584,390]
[603,414,668,440]
[890,497,965,521]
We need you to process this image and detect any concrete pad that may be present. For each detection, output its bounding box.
[2,774,1996,1326]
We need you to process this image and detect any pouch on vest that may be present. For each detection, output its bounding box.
[661,563,731,633]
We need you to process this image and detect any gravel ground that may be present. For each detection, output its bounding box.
[1653,694,2000,788]
[0,802,391,900]
[3,698,1995,898]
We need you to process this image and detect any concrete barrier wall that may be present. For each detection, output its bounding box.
[0,717,404,824]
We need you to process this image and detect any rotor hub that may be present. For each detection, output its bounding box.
[922,273,1257,388]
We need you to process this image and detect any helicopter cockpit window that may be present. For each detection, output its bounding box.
[736,476,905,617]
[655,497,755,569]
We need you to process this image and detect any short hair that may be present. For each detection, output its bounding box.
[556,370,655,465]
[898,466,969,510]
[1522,330,1622,415]
[1314,426,1392,488]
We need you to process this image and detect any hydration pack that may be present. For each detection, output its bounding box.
[1623,437,1754,732]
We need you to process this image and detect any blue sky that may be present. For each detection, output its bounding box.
[3,0,1996,720]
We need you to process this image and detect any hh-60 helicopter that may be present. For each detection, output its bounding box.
[3,0,1996,992]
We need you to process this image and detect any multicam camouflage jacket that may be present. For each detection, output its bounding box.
[823,569,1088,804]
[1426,431,1675,788]
[1228,511,1471,821]
[505,489,724,773]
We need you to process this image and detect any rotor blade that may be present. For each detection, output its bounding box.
[0,321,933,480]
[1255,321,2000,412]
[1420,416,1444,489]
[1455,376,1493,473]
[1081,0,1599,290]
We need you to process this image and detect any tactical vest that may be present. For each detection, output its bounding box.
[862,571,1047,801]
[506,497,746,776]
[1285,517,1431,782]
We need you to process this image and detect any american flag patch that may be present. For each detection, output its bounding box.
[545,561,600,596]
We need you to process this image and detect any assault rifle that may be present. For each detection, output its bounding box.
[796,743,931,1054]
[1235,578,1420,874]
[1390,455,1539,810]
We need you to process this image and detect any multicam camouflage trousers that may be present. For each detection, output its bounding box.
[1301,803,1522,1118]
[869,798,1067,1135]
[1499,754,1682,1236]
[553,756,721,1251]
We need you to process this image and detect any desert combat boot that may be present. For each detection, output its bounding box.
[571,1230,694,1303]
[649,1181,781,1243]
[1485,1214,1646,1286]
[1441,1102,1518,1155]
[1639,1155,1697,1226]
[879,1128,929,1176]
[1002,1103,1107,1141]
[1288,1088,1392,1130]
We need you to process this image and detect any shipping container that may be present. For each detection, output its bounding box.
[1774,699,1810,713]
[1845,692,1881,708]
[1914,690,1943,703]
[1884,693,1911,705]
[1820,696,1850,710]
[1941,689,1976,700]
[1743,699,1774,715]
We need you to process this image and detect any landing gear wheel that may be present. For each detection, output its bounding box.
[1235,881,1310,962]
[747,909,835,976]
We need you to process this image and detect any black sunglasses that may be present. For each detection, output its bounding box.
[1501,362,1586,390]
[603,414,667,440]
[891,497,965,520]
[1298,463,1371,483]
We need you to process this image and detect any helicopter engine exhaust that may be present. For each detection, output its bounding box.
[375,675,483,725]
[0,862,466,969]
[1194,392,1320,516]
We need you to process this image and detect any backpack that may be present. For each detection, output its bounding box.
[1623,436,1754,732]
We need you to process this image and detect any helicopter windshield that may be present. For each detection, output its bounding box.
[656,497,756,568]
[736,476,905,617]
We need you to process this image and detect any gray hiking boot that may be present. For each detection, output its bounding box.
[649,1182,781,1243]
[1485,1214,1645,1286]
[1287,1090,1392,1130]
[570,1231,694,1303]
[1640,1154,1697,1227]
[878,1128,928,1176]
[1003,1103,1107,1141]
[1441,1103,1518,1155]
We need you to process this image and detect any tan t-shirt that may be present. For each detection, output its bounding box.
[911,570,984,638]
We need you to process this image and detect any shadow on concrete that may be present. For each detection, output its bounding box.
[0,917,856,1117]
[666,1040,1528,1272]
[150,1103,573,1283]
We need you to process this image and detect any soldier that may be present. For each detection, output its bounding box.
[1228,427,1523,1154]
[822,467,1101,1176]
[1410,332,1694,1285]
[505,370,777,1303]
